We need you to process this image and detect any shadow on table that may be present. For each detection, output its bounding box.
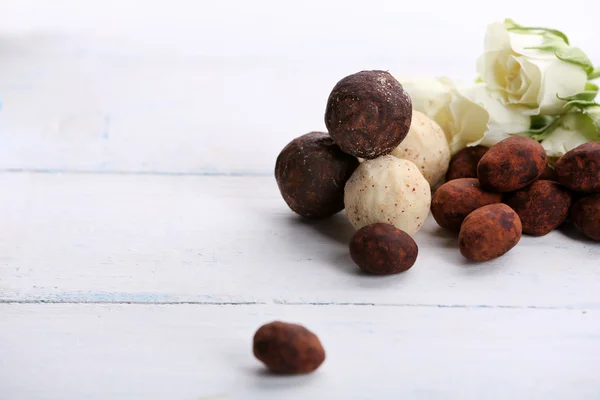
[286,213,421,284]
[556,222,594,243]
[426,225,459,250]
[246,365,320,389]
[287,211,355,246]
[283,212,360,275]
[279,209,504,278]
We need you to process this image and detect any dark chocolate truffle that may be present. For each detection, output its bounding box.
[431,178,503,232]
[275,132,359,218]
[446,145,489,181]
[555,142,600,193]
[504,180,572,236]
[459,204,522,262]
[324,70,412,159]
[349,223,418,275]
[539,162,558,181]
[253,321,326,374]
[570,194,600,241]
[477,136,546,192]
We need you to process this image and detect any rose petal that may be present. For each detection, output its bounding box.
[447,84,531,153]
[541,113,598,157]
[484,22,511,53]
[507,31,556,59]
[505,55,524,102]
[477,50,510,97]
[515,56,542,108]
[536,60,588,115]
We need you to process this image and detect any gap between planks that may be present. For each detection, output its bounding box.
[0,168,270,177]
[0,299,593,311]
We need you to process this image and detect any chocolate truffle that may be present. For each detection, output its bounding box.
[431,178,503,232]
[275,132,359,218]
[570,194,600,241]
[349,223,418,275]
[539,162,558,181]
[253,321,326,374]
[555,142,600,193]
[477,136,546,192]
[344,155,431,236]
[446,145,489,181]
[324,70,412,159]
[390,110,451,188]
[459,204,522,262]
[504,180,572,236]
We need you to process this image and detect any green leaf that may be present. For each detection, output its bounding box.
[507,20,594,75]
[524,35,569,52]
[555,47,594,74]
[582,106,600,132]
[557,89,598,111]
[564,99,598,110]
[505,18,570,45]
[530,115,555,130]
[528,119,560,141]
[558,91,598,103]
[475,76,483,83]
[522,115,559,141]
[586,81,599,92]
[561,93,600,113]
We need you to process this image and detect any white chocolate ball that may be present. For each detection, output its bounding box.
[391,110,450,188]
[344,155,431,236]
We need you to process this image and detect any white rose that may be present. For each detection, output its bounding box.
[446,84,531,153]
[399,76,531,154]
[477,20,589,116]
[539,109,600,158]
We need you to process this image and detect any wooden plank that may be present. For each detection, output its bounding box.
[1,173,599,308]
[1,303,599,399]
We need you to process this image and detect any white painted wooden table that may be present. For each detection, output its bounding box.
[1,1,600,399]
[1,173,600,399]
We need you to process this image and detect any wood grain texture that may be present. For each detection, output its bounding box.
[1,303,599,400]
[1,173,599,309]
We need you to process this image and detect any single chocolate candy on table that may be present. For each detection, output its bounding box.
[459,203,522,262]
[324,70,412,159]
[253,321,326,374]
[349,223,418,275]
[275,131,359,219]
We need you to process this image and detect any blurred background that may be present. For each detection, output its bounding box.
[0,0,597,175]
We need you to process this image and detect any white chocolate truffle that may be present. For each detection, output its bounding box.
[391,110,450,188]
[344,155,431,236]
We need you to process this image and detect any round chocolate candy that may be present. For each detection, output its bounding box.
[275,131,359,218]
[325,70,412,159]
[349,223,418,275]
